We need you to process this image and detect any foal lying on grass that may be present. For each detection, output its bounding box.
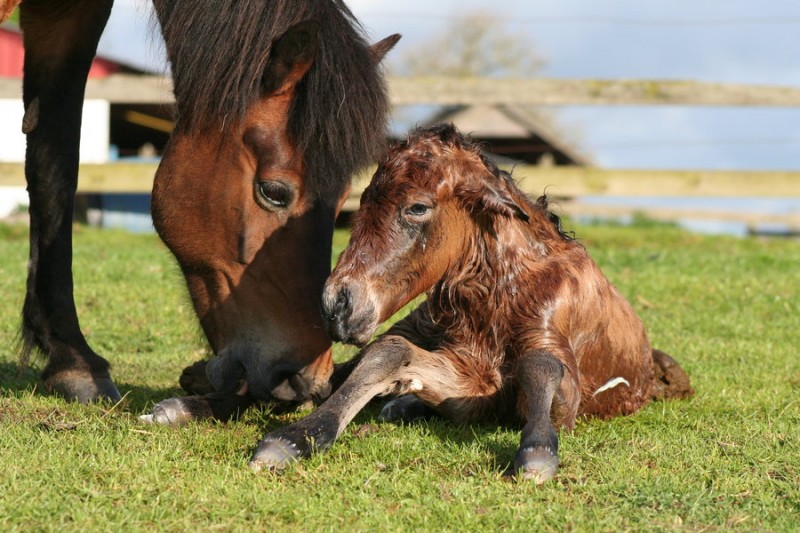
[250,123,693,482]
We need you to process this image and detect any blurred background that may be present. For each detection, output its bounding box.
[1,0,799,235]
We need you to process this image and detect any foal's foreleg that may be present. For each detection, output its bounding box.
[249,335,421,470]
[141,392,257,426]
[513,350,566,483]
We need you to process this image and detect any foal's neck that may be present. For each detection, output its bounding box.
[430,207,562,320]
[428,220,519,333]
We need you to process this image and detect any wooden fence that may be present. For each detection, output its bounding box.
[1,75,799,230]
[5,75,800,106]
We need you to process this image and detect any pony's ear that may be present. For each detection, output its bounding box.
[369,34,401,64]
[455,179,530,222]
[262,20,319,95]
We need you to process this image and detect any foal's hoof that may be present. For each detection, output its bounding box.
[140,398,195,426]
[45,372,122,404]
[379,395,436,422]
[249,438,302,472]
[514,446,559,484]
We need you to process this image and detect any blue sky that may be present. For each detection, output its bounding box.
[98,0,800,171]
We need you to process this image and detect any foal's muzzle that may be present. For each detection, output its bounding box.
[321,284,375,346]
[322,286,353,343]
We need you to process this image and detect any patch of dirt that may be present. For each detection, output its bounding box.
[651,349,694,400]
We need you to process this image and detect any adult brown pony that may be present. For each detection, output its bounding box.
[5,0,398,421]
[250,124,693,481]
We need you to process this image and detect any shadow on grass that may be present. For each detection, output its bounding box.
[0,360,39,393]
[0,360,186,414]
[344,400,521,476]
[1,361,519,472]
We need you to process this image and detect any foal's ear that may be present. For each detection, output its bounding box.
[369,34,402,64]
[262,20,320,95]
[456,180,530,222]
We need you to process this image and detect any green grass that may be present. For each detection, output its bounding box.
[0,220,797,532]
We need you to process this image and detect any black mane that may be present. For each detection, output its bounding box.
[155,0,391,195]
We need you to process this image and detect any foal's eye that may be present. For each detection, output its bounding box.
[405,203,430,217]
[255,180,294,211]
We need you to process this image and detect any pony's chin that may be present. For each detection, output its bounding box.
[205,346,311,402]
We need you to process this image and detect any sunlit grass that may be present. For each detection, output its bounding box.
[0,221,797,531]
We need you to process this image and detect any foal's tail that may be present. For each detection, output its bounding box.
[650,349,694,400]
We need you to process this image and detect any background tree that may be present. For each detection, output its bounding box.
[390,11,584,165]
[392,11,546,77]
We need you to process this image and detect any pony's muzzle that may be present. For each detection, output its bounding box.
[321,284,376,346]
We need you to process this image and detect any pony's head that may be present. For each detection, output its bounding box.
[151,1,398,402]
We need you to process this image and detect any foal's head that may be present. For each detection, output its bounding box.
[322,124,531,346]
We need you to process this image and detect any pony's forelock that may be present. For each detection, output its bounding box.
[156,0,391,196]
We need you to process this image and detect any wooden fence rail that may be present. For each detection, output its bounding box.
[2,76,799,229]
[2,165,798,230]
[4,75,800,106]
[3,163,800,198]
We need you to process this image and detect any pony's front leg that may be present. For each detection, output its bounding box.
[19,0,119,402]
[513,349,578,483]
[249,335,417,471]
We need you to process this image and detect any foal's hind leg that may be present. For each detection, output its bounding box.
[18,1,119,402]
[513,350,567,484]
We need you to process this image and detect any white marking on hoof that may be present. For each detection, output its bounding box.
[144,398,192,426]
[249,438,301,472]
[593,376,630,396]
[378,399,399,421]
[516,446,559,484]
[139,414,155,423]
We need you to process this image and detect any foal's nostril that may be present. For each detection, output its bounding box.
[333,287,351,319]
[322,286,353,342]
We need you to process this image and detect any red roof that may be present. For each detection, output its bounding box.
[1,25,125,79]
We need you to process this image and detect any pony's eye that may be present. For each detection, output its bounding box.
[256,180,293,211]
[405,203,430,217]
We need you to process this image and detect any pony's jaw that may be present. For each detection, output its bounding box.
[205,339,333,403]
[178,250,334,402]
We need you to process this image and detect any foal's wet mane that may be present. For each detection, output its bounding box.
[156,0,390,195]
[400,124,576,242]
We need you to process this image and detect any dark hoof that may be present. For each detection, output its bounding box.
[179,359,216,395]
[378,395,435,422]
[514,446,559,484]
[140,397,197,426]
[249,438,302,472]
[45,372,122,404]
